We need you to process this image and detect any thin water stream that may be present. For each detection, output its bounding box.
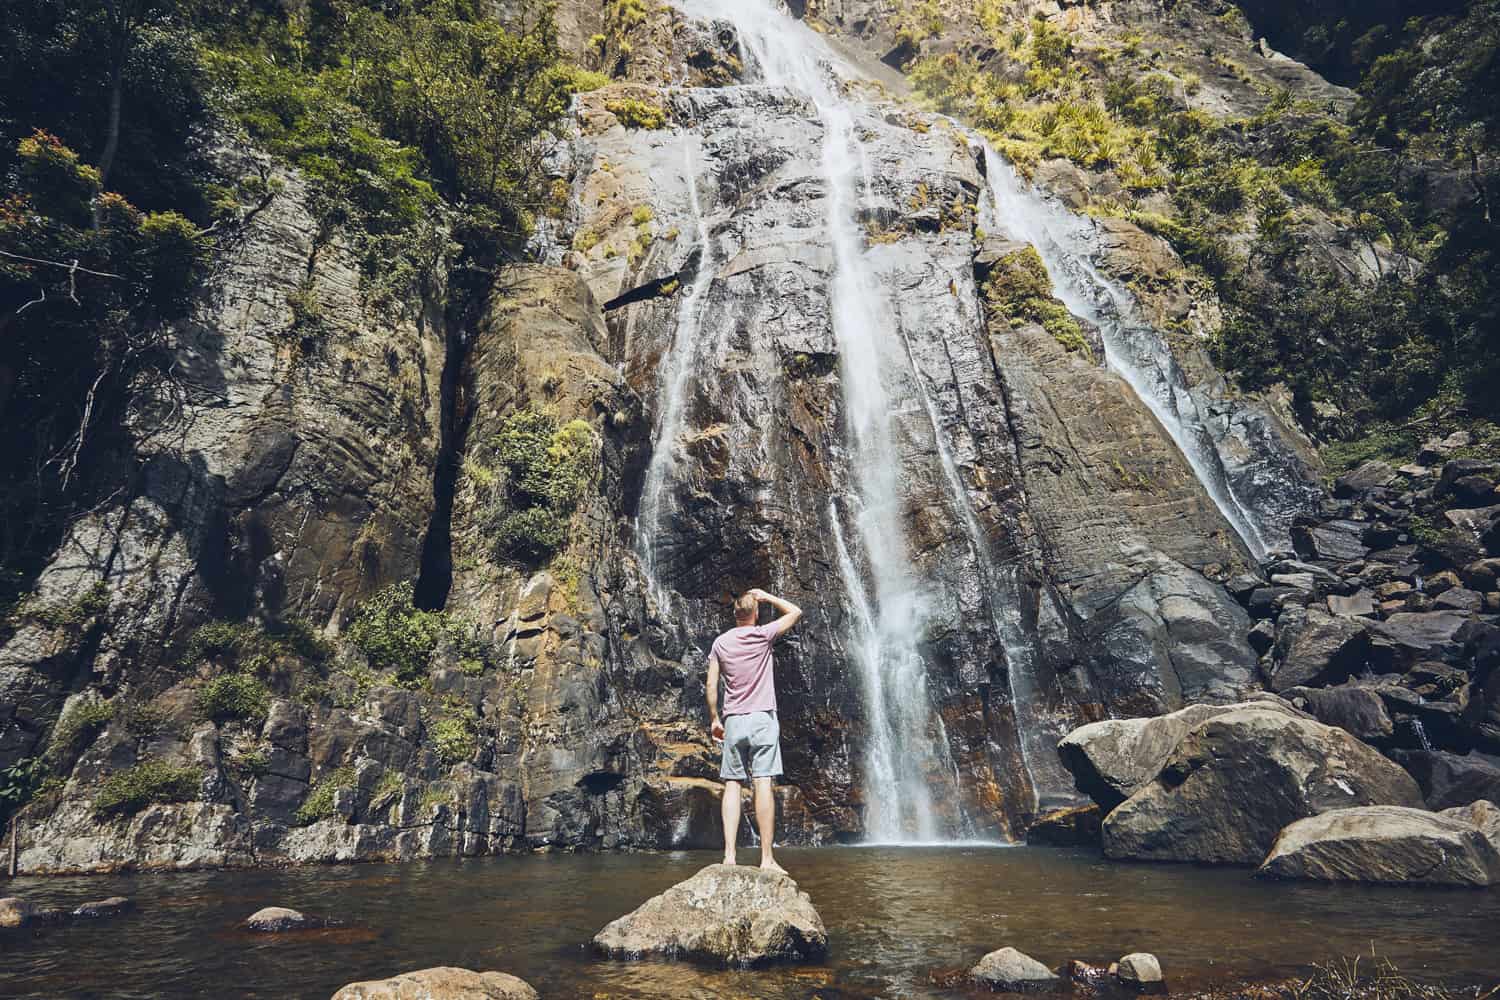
[6,848,1497,998]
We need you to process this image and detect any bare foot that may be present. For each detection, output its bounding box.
[722,856,737,866]
[760,859,788,876]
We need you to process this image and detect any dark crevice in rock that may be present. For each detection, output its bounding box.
[413,317,468,612]
[602,250,700,312]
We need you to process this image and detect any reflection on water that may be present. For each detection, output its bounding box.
[5,847,1498,999]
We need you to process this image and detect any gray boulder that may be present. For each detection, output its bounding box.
[1258,805,1500,886]
[970,947,1060,990]
[1334,461,1396,497]
[331,967,538,1000]
[1267,607,1370,692]
[1391,750,1500,809]
[1116,952,1164,987]
[72,896,133,919]
[244,906,324,932]
[1103,709,1424,864]
[1057,698,1303,811]
[1284,685,1393,743]
[593,864,827,966]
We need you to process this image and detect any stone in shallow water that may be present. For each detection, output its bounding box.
[592,864,827,966]
[1258,805,1500,886]
[330,967,537,999]
[72,896,133,919]
[244,906,325,932]
[1116,952,1164,987]
[970,946,1060,990]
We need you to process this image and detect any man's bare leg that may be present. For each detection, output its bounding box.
[721,779,742,865]
[753,776,786,874]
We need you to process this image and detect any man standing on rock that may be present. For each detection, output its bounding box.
[707,587,802,874]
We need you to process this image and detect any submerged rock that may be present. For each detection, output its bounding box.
[592,864,827,966]
[1102,708,1424,864]
[970,946,1060,991]
[330,967,538,1000]
[0,896,65,928]
[72,896,133,919]
[1259,805,1500,886]
[244,906,326,932]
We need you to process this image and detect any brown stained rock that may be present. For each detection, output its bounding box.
[330,967,538,1000]
[1103,709,1424,865]
[593,864,826,966]
[0,897,33,929]
[1259,805,1500,886]
[1326,592,1376,618]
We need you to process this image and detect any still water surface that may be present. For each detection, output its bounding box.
[5,846,1499,998]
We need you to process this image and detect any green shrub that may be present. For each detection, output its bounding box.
[605,97,667,129]
[982,248,1093,359]
[431,713,478,765]
[94,761,201,817]
[487,410,598,563]
[25,581,111,630]
[346,582,480,685]
[295,767,355,825]
[47,698,114,764]
[196,675,271,725]
[120,701,172,738]
[184,618,331,672]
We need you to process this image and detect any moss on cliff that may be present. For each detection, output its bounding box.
[983,247,1093,360]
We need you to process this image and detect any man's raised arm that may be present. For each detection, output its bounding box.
[751,588,802,636]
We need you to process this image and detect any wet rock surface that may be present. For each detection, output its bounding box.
[330,967,538,1000]
[244,906,329,933]
[593,864,827,966]
[1258,805,1500,886]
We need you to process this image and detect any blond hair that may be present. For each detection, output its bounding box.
[734,591,757,622]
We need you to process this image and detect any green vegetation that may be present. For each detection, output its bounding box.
[195,674,271,725]
[295,766,356,825]
[605,97,668,130]
[346,581,482,686]
[909,6,1500,441]
[369,769,405,811]
[1,756,48,826]
[47,698,115,765]
[482,410,598,564]
[0,1,586,612]
[982,247,1092,359]
[94,760,201,817]
[183,618,330,672]
[430,707,478,764]
[16,580,111,631]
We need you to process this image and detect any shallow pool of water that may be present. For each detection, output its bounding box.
[5,846,1498,998]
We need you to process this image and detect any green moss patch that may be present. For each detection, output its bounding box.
[94,761,202,817]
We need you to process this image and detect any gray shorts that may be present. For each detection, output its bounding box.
[720,710,783,781]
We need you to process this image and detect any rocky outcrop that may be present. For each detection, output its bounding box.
[593,864,827,966]
[1102,708,1424,864]
[970,947,1061,991]
[1258,805,1500,886]
[330,967,538,1000]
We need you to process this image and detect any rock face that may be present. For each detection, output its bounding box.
[0,0,1327,867]
[970,947,1061,991]
[1259,805,1500,886]
[593,864,827,966]
[1102,709,1424,863]
[330,968,538,1000]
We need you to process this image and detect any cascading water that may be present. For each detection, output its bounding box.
[678,0,964,841]
[637,138,718,603]
[978,147,1273,559]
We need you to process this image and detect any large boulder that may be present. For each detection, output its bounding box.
[1102,709,1424,864]
[592,864,827,966]
[1442,800,1500,854]
[970,946,1061,991]
[1057,698,1303,811]
[1391,750,1500,809]
[330,967,538,1000]
[1267,607,1370,691]
[1258,805,1500,886]
[1284,684,1393,743]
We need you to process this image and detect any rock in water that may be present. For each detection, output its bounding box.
[0,897,33,929]
[1259,805,1500,886]
[1102,709,1424,864]
[1116,952,1164,987]
[244,906,323,932]
[72,896,133,919]
[593,864,826,966]
[330,967,538,1000]
[970,947,1060,990]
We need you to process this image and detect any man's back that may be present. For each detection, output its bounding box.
[711,622,783,716]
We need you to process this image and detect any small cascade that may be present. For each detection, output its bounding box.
[979,146,1272,559]
[636,138,718,603]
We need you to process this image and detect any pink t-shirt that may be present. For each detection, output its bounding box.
[711,623,784,715]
